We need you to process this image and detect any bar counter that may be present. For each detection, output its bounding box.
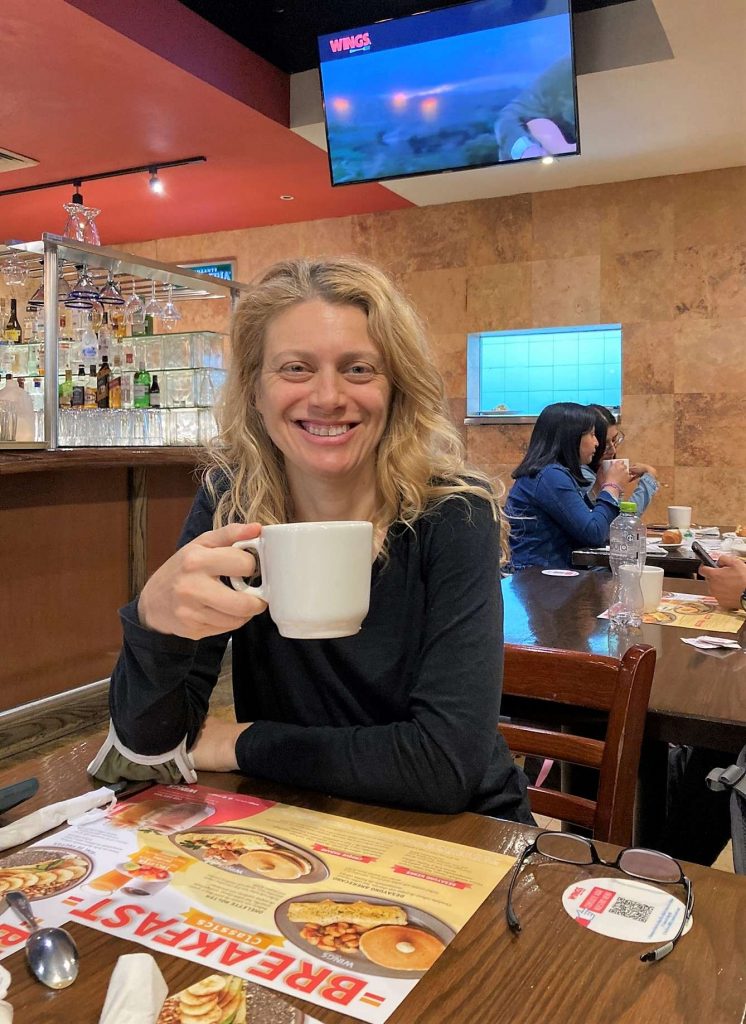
[0,447,200,475]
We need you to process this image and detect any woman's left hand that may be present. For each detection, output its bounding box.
[630,462,657,479]
[190,717,249,772]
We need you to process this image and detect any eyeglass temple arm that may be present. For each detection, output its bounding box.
[639,940,673,962]
[639,876,692,963]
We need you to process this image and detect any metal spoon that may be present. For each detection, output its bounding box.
[6,890,79,989]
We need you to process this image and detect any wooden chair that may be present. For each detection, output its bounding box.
[500,643,656,846]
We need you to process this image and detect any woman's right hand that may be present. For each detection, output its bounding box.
[598,460,631,489]
[137,523,268,640]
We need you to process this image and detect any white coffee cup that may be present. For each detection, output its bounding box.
[601,458,629,473]
[230,521,373,639]
[668,506,692,529]
[639,565,665,613]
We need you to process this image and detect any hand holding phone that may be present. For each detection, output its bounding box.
[691,540,719,568]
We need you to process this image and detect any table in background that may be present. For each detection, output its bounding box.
[572,546,701,578]
[0,740,744,1024]
[502,569,746,752]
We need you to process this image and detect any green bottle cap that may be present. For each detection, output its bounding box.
[619,501,637,513]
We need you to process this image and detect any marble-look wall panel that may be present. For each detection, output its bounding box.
[466,423,532,475]
[674,393,746,469]
[465,262,532,330]
[673,244,746,321]
[674,467,745,530]
[621,322,676,395]
[600,249,676,322]
[531,255,601,327]
[399,269,468,335]
[351,203,468,275]
[599,176,675,255]
[673,318,746,394]
[672,167,746,248]
[641,465,674,525]
[430,333,467,400]
[619,394,675,467]
[466,195,533,266]
[532,185,603,260]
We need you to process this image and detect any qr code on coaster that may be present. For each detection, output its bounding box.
[608,897,654,923]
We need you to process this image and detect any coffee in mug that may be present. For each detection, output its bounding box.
[230,521,373,639]
[667,506,692,529]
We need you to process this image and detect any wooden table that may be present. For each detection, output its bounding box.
[0,740,744,1024]
[572,546,702,578]
[502,569,746,752]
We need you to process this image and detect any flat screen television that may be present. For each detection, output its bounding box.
[317,0,579,186]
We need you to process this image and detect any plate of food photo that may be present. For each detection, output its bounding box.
[275,892,454,979]
[0,846,92,900]
[169,826,328,883]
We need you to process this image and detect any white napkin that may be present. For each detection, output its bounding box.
[98,954,167,1024]
[0,964,12,1023]
[0,787,118,852]
[681,635,742,650]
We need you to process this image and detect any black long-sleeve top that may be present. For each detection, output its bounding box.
[110,485,531,822]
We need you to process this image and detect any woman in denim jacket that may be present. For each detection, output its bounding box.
[505,403,628,570]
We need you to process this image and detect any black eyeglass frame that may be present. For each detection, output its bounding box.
[604,430,625,453]
[505,831,693,963]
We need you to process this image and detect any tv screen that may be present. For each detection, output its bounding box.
[317,0,579,186]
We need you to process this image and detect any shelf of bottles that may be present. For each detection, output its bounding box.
[0,234,250,449]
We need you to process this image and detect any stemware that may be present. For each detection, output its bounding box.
[98,272,125,306]
[65,264,98,309]
[144,280,165,319]
[57,262,71,303]
[81,205,101,246]
[124,278,146,327]
[27,281,45,308]
[1,250,29,287]
[62,201,87,242]
[159,283,182,331]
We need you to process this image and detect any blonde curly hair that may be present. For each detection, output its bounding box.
[203,255,507,559]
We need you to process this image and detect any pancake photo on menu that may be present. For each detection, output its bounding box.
[170,826,329,883]
[275,893,454,979]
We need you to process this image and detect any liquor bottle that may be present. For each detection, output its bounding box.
[58,368,73,409]
[133,361,151,409]
[96,355,111,408]
[5,299,22,344]
[121,352,135,408]
[149,374,161,407]
[31,378,44,441]
[81,315,98,365]
[84,364,98,410]
[109,348,122,409]
[110,309,127,340]
[98,312,113,361]
[0,300,6,342]
[71,364,86,409]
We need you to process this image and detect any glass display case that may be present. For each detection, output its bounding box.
[0,234,250,450]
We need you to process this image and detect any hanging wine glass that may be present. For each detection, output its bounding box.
[124,278,146,327]
[27,280,45,308]
[1,250,28,287]
[159,283,182,331]
[81,205,101,246]
[57,261,71,303]
[62,202,87,242]
[144,280,165,319]
[66,264,99,308]
[88,300,105,332]
[98,272,125,306]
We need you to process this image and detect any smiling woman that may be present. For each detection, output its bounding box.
[98,255,532,824]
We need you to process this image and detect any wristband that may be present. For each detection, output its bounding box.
[603,483,622,497]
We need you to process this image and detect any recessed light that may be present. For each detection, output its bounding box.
[541,156,556,166]
[279,194,295,201]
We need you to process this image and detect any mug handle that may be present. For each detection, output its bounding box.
[229,538,266,599]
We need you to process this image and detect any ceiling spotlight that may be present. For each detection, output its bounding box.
[148,169,165,195]
[279,194,295,201]
[541,155,556,165]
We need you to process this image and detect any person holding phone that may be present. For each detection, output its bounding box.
[699,552,746,610]
[94,256,531,825]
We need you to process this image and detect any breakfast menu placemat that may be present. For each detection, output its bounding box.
[0,785,515,1024]
[599,591,745,632]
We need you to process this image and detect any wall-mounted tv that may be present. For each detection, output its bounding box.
[317,0,579,186]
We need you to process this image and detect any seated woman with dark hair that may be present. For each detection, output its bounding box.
[582,404,659,513]
[505,402,628,570]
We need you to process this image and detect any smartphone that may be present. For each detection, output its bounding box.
[691,540,719,568]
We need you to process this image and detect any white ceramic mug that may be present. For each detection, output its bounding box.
[639,565,665,612]
[230,521,373,639]
[601,458,629,473]
[668,506,692,529]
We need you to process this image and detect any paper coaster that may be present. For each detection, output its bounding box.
[562,877,692,943]
[541,569,579,577]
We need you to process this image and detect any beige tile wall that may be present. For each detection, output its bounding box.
[118,163,743,526]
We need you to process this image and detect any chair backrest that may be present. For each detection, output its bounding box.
[500,643,656,845]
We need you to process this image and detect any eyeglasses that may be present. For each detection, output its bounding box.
[604,430,625,453]
[506,831,693,962]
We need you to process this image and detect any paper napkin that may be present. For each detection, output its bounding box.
[98,954,167,1024]
[681,636,742,650]
[0,786,118,852]
[0,964,12,1023]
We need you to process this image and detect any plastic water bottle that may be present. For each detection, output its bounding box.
[608,501,646,626]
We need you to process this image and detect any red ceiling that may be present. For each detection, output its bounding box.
[0,0,410,246]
